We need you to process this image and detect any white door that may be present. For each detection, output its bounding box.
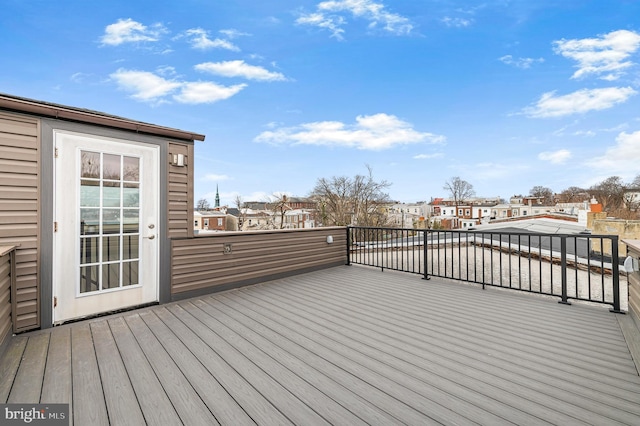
[53,130,159,323]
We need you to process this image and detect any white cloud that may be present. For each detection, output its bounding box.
[202,174,231,181]
[174,82,247,104]
[195,60,287,81]
[523,87,637,118]
[156,65,177,76]
[110,69,181,101]
[70,72,90,83]
[573,130,596,137]
[219,29,251,39]
[297,0,412,40]
[441,17,472,28]
[499,54,544,69]
[183,28,239,51]
[100,18,166,46]
[110,68,246,104]
[538,149,572,164]
[296,12,347,39]
[553,29,640,80]
[254,113,444,150]
[585,131,640,176]
[413,153,444,160]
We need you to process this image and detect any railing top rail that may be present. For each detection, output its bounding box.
[347,226,617,240]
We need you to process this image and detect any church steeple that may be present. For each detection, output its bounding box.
[215,184,220,208]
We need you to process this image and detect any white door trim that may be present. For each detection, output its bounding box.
[52,130,159,323]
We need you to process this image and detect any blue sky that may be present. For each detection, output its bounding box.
[3,0,640,206]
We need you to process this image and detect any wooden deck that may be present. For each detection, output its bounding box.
[1,265,640,425]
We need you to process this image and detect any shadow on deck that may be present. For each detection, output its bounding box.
[1,265,639,425]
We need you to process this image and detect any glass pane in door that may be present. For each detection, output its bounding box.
[79,150,141,294]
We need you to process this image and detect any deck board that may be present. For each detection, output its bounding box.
[211,292,439,425]
[124,313,220,425]
[40,327,72,425]
[224,290,489,425]
[1,265,640,426]
[251,275,639,424]
[7,333,49,403]
[71,324,109,426]
[40,327,71,403]
[167,303,329,426]
[0,336,27,402]
[137,310,256,426]
[153,306,292,426]
[291,274,640,377]
[189,298,370,426]
[194,297,402,425]
[91,320,146,426]
[107,316,182,426]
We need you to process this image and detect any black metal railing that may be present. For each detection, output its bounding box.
[347,226,624,313]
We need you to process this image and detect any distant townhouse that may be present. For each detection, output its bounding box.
[624,188,640,211]
[386,202,429,227]
[287,197,318,210]
[240,208,273,231]
[275,209,315,229]
[194,209,237,232]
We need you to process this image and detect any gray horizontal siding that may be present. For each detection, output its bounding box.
[171,227,347,297]
[0,112,39,332]
[0,249,13,345]
[167,143,193,239]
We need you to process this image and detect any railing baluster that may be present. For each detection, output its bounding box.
[600,237,605,303]
[517,234,521,290]
[499,233,502,287]
[458,231,461,280]
[559,235,570,305]
[574,236,579,299]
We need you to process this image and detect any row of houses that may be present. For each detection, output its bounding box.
[194,194,599,233]
[385,196,601,230]
[194,205,316,233]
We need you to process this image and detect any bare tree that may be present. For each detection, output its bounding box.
[558,186,587,203]
[590,176,624,212]
[443,177,475,216]
[269,192,291,229]
[196,198,210,211]
[622,191,640,213]
[234,195,247,230]
[529,186,554,204]
[310,166,391,226]
[623,176,640,214]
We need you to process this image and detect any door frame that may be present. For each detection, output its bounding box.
[40,120,173,329]
[51,129,161,324]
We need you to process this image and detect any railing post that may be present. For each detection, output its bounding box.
[346,226,351,266]
[610,235,623,313]
[559,235,571,305]
[423,229,430,280]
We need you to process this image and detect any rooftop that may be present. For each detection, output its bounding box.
[473,217,589,234]
[0,92,205,142]
[1,265,639,425]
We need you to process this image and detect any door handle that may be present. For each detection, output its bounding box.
[144,235,155,240]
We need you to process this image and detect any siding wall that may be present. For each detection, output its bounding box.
[0,247,15,344]
[626,241,640,317]
[0,113,39,332]
[168,143,194,239]
[171,227,347,297]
